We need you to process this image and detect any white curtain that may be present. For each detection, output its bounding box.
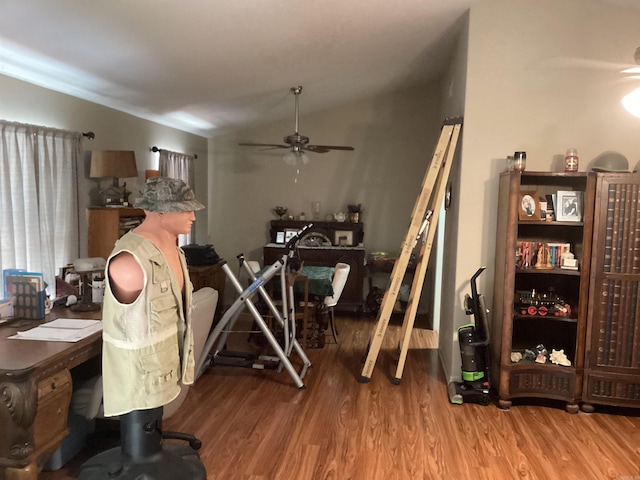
[0,121,81,297]
[159,149,195,246]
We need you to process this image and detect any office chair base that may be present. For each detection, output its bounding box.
[77,443,206,480]
[78,408,206,480]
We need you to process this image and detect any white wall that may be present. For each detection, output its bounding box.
[441,0,640,383]
[0,74,209,257]
[437,11,470,383]
[209,84,443,305]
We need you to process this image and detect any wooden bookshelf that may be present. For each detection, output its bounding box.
[87,207,145,260]
[492,171,594,413]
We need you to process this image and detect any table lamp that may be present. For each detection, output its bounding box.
[90,150,138,206]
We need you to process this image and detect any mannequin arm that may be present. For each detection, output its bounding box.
[108,252,144,304]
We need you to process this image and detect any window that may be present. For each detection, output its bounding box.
[0,121,81,297]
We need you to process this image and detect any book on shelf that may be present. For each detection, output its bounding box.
[546,194,556,221]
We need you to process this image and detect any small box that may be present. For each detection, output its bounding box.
[5,274,46,320]
[0,299,13,318]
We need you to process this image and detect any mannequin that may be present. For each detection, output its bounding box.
[79,177,207,480]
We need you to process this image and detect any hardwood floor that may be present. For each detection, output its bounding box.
[42,315,639,480]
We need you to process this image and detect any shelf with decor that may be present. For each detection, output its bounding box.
[491,171,595,413]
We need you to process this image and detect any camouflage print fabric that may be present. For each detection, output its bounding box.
[134,177,205,212]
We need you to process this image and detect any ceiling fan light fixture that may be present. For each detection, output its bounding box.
[284,148,309,167]
[622,87,640,118]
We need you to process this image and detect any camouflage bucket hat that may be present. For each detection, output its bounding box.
[134,177,205,213]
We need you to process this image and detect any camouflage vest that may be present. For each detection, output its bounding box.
[101,232,195,417]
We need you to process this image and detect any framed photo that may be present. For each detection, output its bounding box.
[556,190,582,222]
[518,191,541,221]
[284,229,298,243]
[334,230,354,246]
[275,231,285,244]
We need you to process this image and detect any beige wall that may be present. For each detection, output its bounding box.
[0,74,209,257]
[439,0,640,383]
[208,84,443,306]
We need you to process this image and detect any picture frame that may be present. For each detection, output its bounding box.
[555,190,582,222]
[334,230,354,246]
[275,231,285,244]
[518,191,541,221]
[284,229,298,243]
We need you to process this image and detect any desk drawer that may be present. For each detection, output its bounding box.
[38,370,71,398]
[34,369,72,457]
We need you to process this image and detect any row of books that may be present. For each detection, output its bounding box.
[516,241,572,269]
[603,183,640,274]
[596,278,640,368]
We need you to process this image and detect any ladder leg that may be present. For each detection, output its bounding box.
[359,118,462,383]
[394,121,461,383]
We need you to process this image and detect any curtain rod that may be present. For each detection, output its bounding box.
[150,145,197,159]
[82,131,95,139]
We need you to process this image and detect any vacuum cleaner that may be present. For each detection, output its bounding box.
[449,267,491,406]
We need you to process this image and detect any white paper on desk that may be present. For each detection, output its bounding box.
[41,318,101,330]
[10,319,102,342]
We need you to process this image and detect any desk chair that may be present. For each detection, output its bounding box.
[74,287,218,479]
[321,263,351,343]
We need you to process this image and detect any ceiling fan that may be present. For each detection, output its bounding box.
[549,47,640,117]
[238,86,354,165]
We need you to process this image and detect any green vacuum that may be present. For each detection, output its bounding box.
[449,267,491,406]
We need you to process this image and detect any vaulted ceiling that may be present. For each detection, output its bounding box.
[2,1,639,137]
[0,0,482,137]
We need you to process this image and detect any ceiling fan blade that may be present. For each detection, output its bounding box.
[306,144,355,153]
[238,142,289,149]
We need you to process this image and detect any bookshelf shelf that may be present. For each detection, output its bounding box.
[513,314,578,324]
[515,268,581,276]
[492,171,594,413]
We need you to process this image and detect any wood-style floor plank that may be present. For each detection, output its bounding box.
[41,315,639,480]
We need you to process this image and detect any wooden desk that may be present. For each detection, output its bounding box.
[0,308,102,479]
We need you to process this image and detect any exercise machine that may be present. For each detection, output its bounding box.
[449,267,491,406]
[195,225,313,388]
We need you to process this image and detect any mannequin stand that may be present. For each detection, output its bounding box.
[78,408,206,480]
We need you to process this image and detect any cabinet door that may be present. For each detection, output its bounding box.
[584,174,640,408]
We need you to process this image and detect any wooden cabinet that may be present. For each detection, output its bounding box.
[582,173,640,411]
[87,207,145,260]
[263,244,365,310]
[492,171,595,412]
[264,219,366,310]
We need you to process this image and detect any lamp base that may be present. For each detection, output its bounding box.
[99,177,132,206]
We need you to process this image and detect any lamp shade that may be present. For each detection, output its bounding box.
[90,151,138,178]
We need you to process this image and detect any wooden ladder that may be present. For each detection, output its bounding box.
[359,117,462,384]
